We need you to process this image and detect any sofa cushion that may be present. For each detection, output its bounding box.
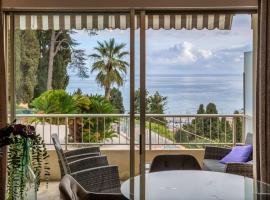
[203,159,226,172]
[219,145,253,164]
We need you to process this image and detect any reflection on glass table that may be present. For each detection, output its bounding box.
[121,170,270,200]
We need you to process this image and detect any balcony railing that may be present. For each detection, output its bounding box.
[16,114,246,149]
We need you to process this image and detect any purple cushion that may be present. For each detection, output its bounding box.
[219,145,253,164]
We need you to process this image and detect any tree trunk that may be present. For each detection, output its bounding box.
[47,30,56,90]
[105,86,111,100]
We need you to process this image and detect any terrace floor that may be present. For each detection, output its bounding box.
[38,182,60,200]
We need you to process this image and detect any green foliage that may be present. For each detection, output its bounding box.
[32,90,118,143]
[148,91,167,114]
[134,88,150,113]
[206,102,218,114]
[174,129,194,143]
[88,95,117,114]
[34,30,83,98]
[146,121,174,141]
[52,54,70,90]
[31,90,78,114]
[75,95,118,143]
[89,38,129,99]
[110,88,125,113]
[7,135,49,200]
[197,104,205,114]
[72,89,91,112]
[234,110,243,142]
[16,30,40,103]
[134,89,167,115]
[177,103,243,148]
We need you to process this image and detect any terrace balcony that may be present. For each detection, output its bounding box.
[16,113,247,199]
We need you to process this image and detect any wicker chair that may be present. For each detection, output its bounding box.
[59,174,127,200]
[225,163,253,178]
[203,133,253,178]
[51,133,100,161]
[149,155,201,173]
[51,134,101,177]
[52,134,122,192]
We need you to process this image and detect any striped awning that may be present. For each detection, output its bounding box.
[15,13,233,30]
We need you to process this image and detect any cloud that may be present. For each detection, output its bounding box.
[178,42,198,63]
[147,42,251,74]
[149,41,213,65]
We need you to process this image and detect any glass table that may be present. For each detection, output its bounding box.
[121,170,270,200]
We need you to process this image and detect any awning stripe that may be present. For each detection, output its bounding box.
[15,14,234,30]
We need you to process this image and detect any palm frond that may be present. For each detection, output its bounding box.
[89,38,129,96]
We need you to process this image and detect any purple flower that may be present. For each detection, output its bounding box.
[13,124,27,136]
[27,126,36,134]
[26,125,36,139]
[0,122,38,147]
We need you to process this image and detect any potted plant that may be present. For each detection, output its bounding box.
[0,120,50,200]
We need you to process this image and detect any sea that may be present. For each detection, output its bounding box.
[66,74,243,114]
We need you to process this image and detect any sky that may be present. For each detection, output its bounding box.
[70,14,253,76]
[67,14,253,113]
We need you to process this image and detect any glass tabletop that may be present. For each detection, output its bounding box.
[121,171,270,200]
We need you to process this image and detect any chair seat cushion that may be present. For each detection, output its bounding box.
[203,159,226,172]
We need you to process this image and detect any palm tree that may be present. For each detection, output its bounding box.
[89,38,129,99]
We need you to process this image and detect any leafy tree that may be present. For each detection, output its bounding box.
[74,94,117,142]
[206,102,218,114]
[197,104,205,114]
[234,110,243,142]
[34,30,88,97]
[134,89,167,116]
[148,91,167,123]
[46,30,88,90]
[110,88,125,113]
[148,91,167,114]
[134,89,167,114]
[205,102,219,139]
[134,88,150,113]
[89,38,129,99]
[52,54,70,89]
[73,88,83,96]
[16,30,40,103]
[180,103,234,145]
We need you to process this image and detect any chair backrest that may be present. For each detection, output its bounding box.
[59,174,88,200]
[51,134,71,175]
[77,166,121,193]
[68,155,109,172]
[149,154,201,173]
[245,133,253,145]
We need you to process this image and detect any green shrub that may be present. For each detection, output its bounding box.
[31,90,78,114]
[82,95,118,142]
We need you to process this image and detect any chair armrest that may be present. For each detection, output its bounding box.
[204,146,232,160]
[71,166,121,193]
[225,163,253,178]
[69,155,109,173]
[65,146,100,157]
[66,152,100,162]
